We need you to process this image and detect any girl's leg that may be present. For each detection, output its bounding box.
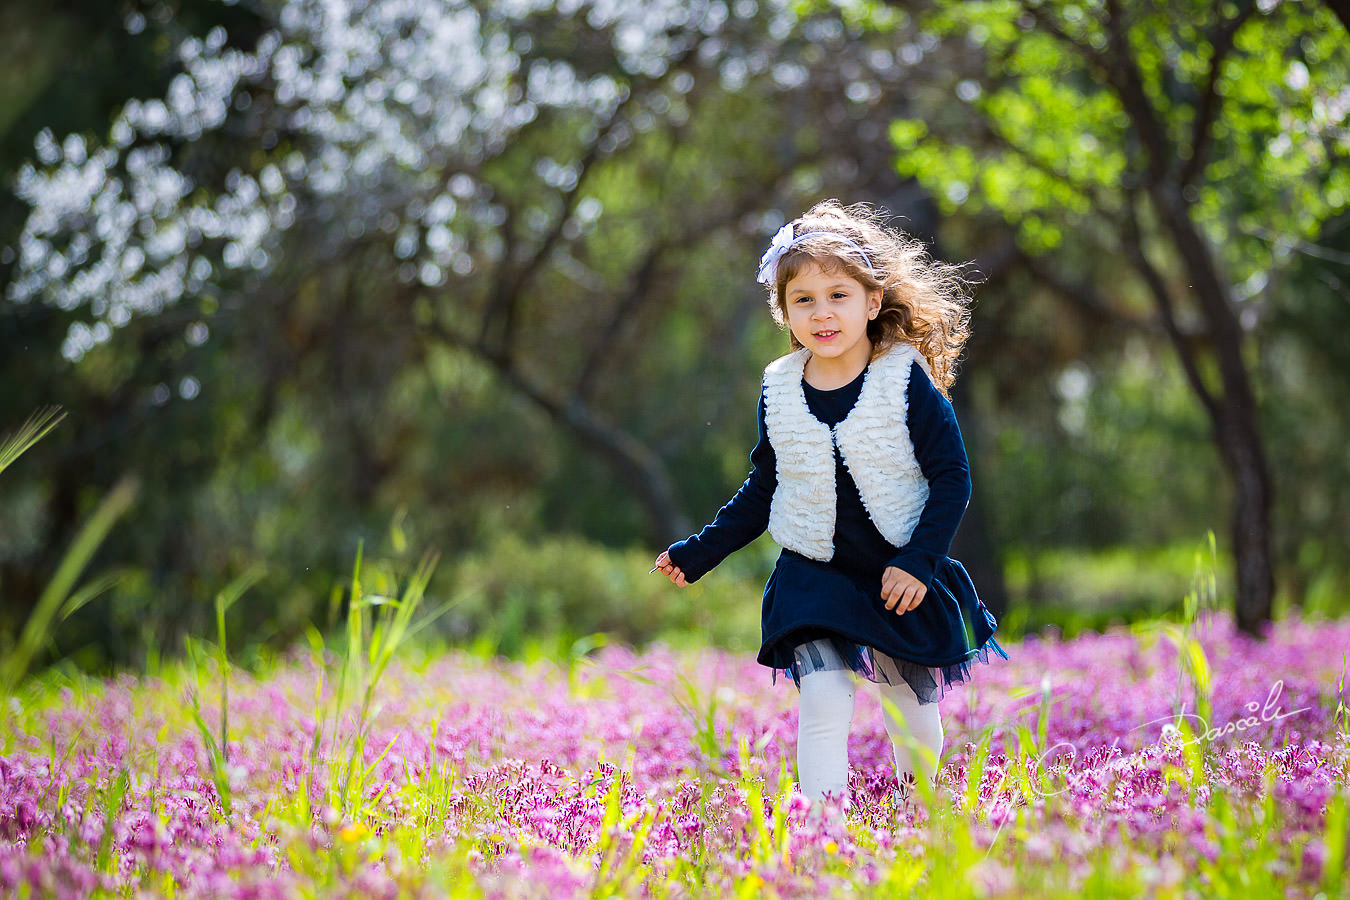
[877,678,944,790]
[796,662,856,807]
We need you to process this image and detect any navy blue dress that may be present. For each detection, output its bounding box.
[666,358,1008,705]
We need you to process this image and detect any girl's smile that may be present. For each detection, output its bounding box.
[783,262,881,387]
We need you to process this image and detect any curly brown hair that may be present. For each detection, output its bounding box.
[767,200,976,397]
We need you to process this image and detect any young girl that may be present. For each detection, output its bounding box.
[652,200,1007,811]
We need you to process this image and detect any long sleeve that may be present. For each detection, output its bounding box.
[887,362,972,590]
[665,391,776,583]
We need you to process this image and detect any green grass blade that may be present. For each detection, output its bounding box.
[1,476,138,695]
[216,566,265,623]
[185,636,233,817]
[94,770,130,873]
[1321,787,1347,894]
[0,407,65,475]
[213,566,265,767]
[57,570,126,622]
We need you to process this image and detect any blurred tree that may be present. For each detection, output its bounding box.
[1263,211,1350,607]
[1323,0,1350,32]
[5,2,885,542]
[874,0,1349,634]
[6,1,1019,661]
[0,0,266,652]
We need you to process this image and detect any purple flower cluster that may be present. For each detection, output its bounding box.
[1,610,1347,897]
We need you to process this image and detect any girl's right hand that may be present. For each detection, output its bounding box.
[652,551,688,587]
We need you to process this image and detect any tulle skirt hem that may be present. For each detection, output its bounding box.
[774,632,1010,705]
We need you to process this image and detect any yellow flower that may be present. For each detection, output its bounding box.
[824,841,839,855]
[339,822,370,843]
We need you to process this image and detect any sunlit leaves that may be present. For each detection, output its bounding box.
[881,0,1348,281]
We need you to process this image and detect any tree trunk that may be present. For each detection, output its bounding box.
[1215,400,1275,634]
[1149,185,1276,635]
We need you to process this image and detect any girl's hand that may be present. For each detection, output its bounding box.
[652,551,689,587]
[882,566,926,615]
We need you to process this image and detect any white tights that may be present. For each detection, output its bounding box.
[795,647,944,806]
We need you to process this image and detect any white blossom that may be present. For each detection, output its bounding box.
[6,0,798,359]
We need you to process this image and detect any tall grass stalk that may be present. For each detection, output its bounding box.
[185,568,274,819]
[1334,650,1348,742]
[1320,787,1348,895]
[211,568,265,766]
[1,476,138,696]
[94,770,130,874]
[186,635,234,817]
[0,406,65,475]
[306,543,440,818]
[1,406,137,697]
[593,767,658,897]
[1155,531,1219,745]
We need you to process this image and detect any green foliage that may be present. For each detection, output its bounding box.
[999,539,1233,640]
[1264,212,1350,602]
[888,0,1348,270]
[184,636,235,817]
[878,0,1350,618]
[0,405,135,712]
[440,532,761,656]
[974,339,1220,552]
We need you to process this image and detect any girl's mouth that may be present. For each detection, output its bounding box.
[814,330,839,339]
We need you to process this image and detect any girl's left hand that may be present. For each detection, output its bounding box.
[881,566,926,615]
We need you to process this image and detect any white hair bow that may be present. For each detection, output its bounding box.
[756,224,797,285]
[755,223,874,285]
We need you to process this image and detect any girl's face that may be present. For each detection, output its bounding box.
[783,262,881,371]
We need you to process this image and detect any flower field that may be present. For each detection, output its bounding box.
[2,610,1348,899]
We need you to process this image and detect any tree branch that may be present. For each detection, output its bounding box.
[1020,252,1160,334]
[479,98,632,364]
[1180,0,1258,188]
[1017,0,1109,69]
[574,200,759,401]
[423,316,693,542]
[574,245,666,402]
[479,199,519,358]
[1102,0,1176,187]
[1122,189,1220,421]
[478,42,704,367]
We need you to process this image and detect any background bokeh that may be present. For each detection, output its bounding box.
[2,0,1348,673]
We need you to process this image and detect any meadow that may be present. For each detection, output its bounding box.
[1,585,1348,899]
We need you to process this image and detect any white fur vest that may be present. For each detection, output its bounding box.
[762,344,932,561]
